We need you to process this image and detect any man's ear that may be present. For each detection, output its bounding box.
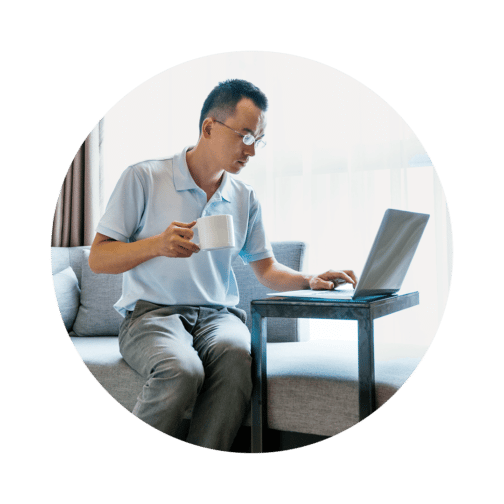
[202,117,214,139]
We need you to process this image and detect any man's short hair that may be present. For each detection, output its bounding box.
[199,79,268,134]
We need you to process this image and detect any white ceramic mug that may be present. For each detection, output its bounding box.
[193,214,235,251]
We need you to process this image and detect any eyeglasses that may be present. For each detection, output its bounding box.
[214,120,266,149]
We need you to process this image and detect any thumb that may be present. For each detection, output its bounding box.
[311,277,336,290]
[173,220,197,228]
[321,279,336,290]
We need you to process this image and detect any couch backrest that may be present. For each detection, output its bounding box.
[51,242,307,342]
[233,242,308,342]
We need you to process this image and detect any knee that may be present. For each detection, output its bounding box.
[228,347,253,393]
[213,336,251,364]
[150,355,205,394]
[211,340,252,388]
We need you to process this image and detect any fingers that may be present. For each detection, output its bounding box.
[174,235,200,255]
[158,221,200,258]
[165,241,200,258]
[311,270,358,290]
[335,271,356,287]
[343,269,358,285]
[174,243,199,258]
[171,221,197,239]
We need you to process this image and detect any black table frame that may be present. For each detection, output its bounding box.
[250,292,419,453]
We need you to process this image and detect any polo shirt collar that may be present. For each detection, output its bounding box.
[174,146,233,202]
[219,172,233,203]
[173,146,200,191]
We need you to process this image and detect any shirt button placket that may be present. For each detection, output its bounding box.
[200,192,210,217]
[202,198,216,217]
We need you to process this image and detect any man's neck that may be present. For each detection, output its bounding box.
[186,145,224,201]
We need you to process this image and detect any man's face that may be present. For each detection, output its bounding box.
[211,98,266,174]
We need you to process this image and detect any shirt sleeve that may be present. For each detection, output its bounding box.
[96,166,145,242]
[239,189,274,264]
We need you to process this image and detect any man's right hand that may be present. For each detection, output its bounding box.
[89,222,200,275]
[156,221,200,258]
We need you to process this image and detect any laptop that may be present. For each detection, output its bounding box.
[268,208,430,300]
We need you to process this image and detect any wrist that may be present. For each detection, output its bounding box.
[148,234,163,258]
[305,274,315,289]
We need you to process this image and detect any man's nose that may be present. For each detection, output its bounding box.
[244,142,256,157]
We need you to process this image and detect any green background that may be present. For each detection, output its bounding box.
[0,1,502,503]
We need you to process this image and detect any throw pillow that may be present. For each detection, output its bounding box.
[72,249,124,336]
[53,266,81,331]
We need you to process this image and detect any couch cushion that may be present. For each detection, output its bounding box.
[53,266,81,331]
[72,249,124,336]
[265,340,420,436]
[51,247,72,275]
[51,246,89,285]
[71,336,144,411]
[72,336,419,436]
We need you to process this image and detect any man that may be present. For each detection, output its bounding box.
[89,79,356,451]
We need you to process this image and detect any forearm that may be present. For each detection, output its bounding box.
[89,234,161,274]
[254,260,312,291]
[251,257,357,291]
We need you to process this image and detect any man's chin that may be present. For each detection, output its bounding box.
[232,161,246,173]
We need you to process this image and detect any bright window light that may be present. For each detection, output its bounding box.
[101,53,451,359]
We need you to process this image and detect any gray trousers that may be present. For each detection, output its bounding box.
[118,300,252,451]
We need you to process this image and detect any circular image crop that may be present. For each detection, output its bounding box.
[51,51,452,453]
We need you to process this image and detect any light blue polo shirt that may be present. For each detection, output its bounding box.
[96,146,273,317]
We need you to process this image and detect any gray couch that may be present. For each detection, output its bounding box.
[51,241,420,451]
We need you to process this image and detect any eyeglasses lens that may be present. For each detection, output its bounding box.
[243,135,266,149]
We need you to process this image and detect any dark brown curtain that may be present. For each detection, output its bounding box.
[52,119,104,247]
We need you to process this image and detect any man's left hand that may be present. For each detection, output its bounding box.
[309,270,358,290]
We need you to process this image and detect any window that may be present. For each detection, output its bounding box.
[102,53,451,358]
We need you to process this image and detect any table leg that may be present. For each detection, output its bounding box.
[358,314,376,421]
[251,307,267,453]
